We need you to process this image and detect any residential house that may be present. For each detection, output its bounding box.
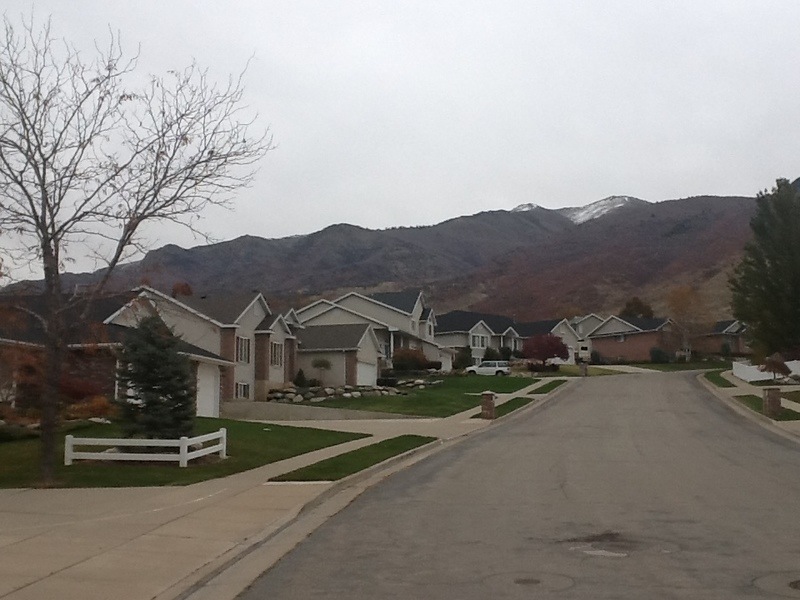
[693,319,751,356]
[516,318,583,364]
[295,323,382,386]
[137,288,298,403]
[588,316,680,363]
[0,292,232,418]
[435,310,521,364]
[296,290,453,372]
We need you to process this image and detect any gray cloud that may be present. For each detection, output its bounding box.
[5,0,800,262]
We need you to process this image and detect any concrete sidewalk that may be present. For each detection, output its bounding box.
[0,378,555,600]
[700,370,800,439]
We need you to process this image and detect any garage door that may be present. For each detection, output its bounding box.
[356,361,378,386]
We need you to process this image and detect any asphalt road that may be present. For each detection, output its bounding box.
[238,373,800,599]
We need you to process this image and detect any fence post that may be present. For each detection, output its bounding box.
[179,436,188,467]
[64,435,74,466]
[219,428,227,459]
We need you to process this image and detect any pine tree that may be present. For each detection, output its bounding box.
[730,178,800,358]
[117,316,196,439]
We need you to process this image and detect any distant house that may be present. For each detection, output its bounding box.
[295,323,383,387]
[295,290,453,372]
[435,310,521,364]
[693,319,751,356]
[516,318,583,363]
[588,315,680,362]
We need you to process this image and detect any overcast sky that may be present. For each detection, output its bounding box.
[5,1,800,260]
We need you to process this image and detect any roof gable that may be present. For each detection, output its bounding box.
[436,310,515,335]
[296,323,372,351]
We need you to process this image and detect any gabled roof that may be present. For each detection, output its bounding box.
[516,319,562,338]
[297,301,391,330]
[0,292,138,346]
[435,310,516,335]
[712,319,746,335]
[296,323,372,352]
[587,315,671,337]
[176,291,270,325]
[255,313,295,337]
[365,290,422,314]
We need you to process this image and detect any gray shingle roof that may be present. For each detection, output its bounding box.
[516,319,562,337]
[436,310,516,334]
[367,291,421,314]
[621,317,670,332]
[297,323,370,351]
[177,292,267,325]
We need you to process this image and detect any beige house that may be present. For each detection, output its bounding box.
[295,323,382,386]
[296,290,453,371]
[517,318,583,364]
[435,310,522,364]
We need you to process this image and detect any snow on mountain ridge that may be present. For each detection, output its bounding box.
[561,196,645,224]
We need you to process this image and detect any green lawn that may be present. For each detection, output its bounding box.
[303,375,534,417]
[0,417,368,488]
[529,365,616,377]
[529,379,567,394]
[633,360,733,372]
[734,394,800,421]
[704,370,736,388]
[471,396,535,419]
[270,435,437,481]
[785,390,800,403]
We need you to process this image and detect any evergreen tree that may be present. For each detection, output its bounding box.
[117,316,196,439]
[730,178,800,358]
[619,296,654,320]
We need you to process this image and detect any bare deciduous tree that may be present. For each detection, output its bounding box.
[0,15,271,484]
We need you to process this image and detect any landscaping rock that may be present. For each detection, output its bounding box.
[292,394,304,403]
[325,387,335,395]
[342,393,352,398]
[335,387,345,395]
[88,417,111,424]
[310,397,325,403]
[344,385,354,391]
[414,379,424,385]
[351,391,361,398]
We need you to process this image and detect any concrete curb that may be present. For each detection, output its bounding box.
[174,378,574,600]
[696,372,800,446]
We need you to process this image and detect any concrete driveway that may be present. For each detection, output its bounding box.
[239,372,800,599]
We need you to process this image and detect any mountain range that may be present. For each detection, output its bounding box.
[46,192,757,320]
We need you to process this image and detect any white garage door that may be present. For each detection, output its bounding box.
[195,363,220,417]
[356,361,378,386]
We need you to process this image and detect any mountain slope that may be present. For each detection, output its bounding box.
[22,193,756,319]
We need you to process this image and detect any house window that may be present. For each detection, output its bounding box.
[270,342,283,367]
[428,324,433,337]
[471,334,488,348]
[236,336,251,364]
[235,382,250,399]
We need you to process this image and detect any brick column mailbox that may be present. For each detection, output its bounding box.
[481,391,496,420]
[763,387,781,418]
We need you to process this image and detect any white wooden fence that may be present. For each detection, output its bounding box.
[732,360,800,383]
[64,428,227,468]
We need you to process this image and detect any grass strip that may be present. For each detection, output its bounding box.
[734,394,800,421]
[271,435,437,482]
[632,361,732,372]
[529,379,567,394]
[471,396,534,419]
[0,418,368,488]
[704,370,735,388]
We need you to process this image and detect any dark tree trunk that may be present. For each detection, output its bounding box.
[39,244,64,486]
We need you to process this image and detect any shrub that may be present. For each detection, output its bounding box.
[377,377,398,387]
[483,347,502,361]
[527,362,559,373]
[590,350,602,364]
[293,369,308,388]
[499,346,513,361]
[426,360,442,370]
[650,347,670,364]
[392,348,428,372]
[64,395,113,420]
[453,347,473,370]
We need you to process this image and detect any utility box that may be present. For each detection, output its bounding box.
[481,391,496,420]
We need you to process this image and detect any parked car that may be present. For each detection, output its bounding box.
[465,360,511,376]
